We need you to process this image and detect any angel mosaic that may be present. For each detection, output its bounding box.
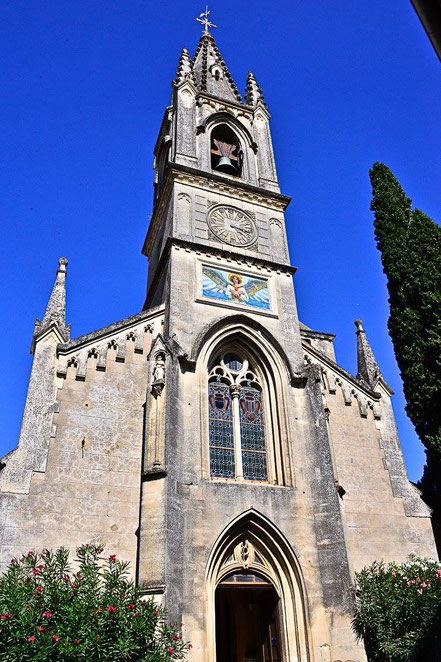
[202,266,270,310]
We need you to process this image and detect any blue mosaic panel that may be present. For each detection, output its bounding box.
[239,387,267,481]
[209,383,234,477]
[202,266,270,310]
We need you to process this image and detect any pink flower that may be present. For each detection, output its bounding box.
[133,612,139,617]
[36,586,43,592]
[25,605,30,610]
[127,603,135,610]
[109,554,116,562]
[153,610,158,616]
[43,611,52,617]
[38,564,43,570]
[28,636,36,642]
[52,635,59,641]
[436,569,441,578]
[107,605,116,613]
[173,633,179,640]
[0,616,6,620]
[39,626,44,632]
[168,648,174,655]
[27,551,34,557]
[187,644,193,649]
[391,570,396,577]
[71,583,77,589]
[417,588,423,594]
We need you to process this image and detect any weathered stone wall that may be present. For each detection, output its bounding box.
[303,342,436,576]
[0,310,163,575]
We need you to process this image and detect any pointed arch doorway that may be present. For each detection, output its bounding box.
[216,567,281,662]
[206,510,310,662]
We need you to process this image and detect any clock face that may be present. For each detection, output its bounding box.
[208,206,257,247]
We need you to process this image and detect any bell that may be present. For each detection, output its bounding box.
[216,156,237,174]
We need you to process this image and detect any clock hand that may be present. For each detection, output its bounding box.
[230,223,250,233]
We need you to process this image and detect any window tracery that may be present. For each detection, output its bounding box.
[208,352,267,481]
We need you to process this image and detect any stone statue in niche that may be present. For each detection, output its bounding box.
[151,352,166,397]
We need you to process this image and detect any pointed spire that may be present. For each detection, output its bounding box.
[245,71,268,109]
[173,47,195,86]
[192,32,242,103]
[33,257,70,347]
[354,319,383,388]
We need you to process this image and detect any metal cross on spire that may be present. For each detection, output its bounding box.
[195,6,217,35]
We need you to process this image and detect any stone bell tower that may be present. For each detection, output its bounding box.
[0,10,436,662]
[136,14,436,662]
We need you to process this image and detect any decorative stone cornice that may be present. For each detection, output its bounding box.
[143,237,296,310]
[300,328,336,342]
[142,163,291,258]
[196,92,254,117]
[58,306,164,355]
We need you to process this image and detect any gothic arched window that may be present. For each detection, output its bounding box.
[208,352,267,481]
[210,124,242,177]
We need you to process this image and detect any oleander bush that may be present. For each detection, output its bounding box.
[353,555,441,662]
[0,544,191,661]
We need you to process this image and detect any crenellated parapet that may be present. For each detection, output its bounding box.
[303,341,384,422]
[56,310,162,382]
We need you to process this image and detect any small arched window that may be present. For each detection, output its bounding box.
[210,124,242,177]
[208,352,267,481]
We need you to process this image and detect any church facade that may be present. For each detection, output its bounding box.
[0,25,437,662]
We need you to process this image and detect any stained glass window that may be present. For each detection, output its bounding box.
[208,382,234,477]
[223,353,243,372]
[209,356,268,482]
[240,386,267,480]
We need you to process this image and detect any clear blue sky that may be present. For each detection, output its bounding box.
[0,1,439,481]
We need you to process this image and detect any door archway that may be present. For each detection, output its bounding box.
[205,510,310,662]
[216,567,282,662]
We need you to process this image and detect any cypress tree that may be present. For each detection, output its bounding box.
[369,163,441,547]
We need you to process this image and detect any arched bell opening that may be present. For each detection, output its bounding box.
[210,124,242,176]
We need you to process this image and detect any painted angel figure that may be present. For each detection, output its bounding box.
[202,267,270,309]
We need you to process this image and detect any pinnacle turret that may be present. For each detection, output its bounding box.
[354,319,382,388]
[33,257,70,349]
[245,71,268,109]
[173,47,195,86]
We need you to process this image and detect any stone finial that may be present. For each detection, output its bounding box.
[354,318,382,388]
[34,257,70,347]
[173,47,195,86]
[245,71,268,109]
